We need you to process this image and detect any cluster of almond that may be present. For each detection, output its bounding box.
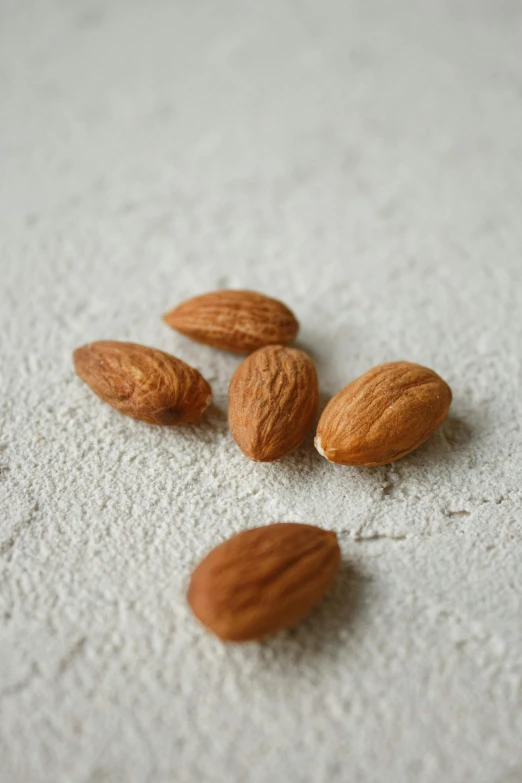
[74,290,452,642]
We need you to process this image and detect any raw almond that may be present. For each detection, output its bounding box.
[188,522,340,641]
[73,341,212,425]
[228,345,319,462]
[163,290,299,353]
[315,361,452,466]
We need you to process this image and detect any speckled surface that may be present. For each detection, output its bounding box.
[1,2,522,781]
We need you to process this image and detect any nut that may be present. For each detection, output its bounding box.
[228,345,319,461]
[163,290,299,353]
[188,522,341,641]
[73,340,212,425]
[315,361,452,466]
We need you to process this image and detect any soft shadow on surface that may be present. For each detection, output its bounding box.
[292,339,323,366]
[293,336,343,382]
[392,412,476,468]
[495,766,522,783]
[252,560,367,666]
[269,411,480,506]
[351,412,478,499]
[178,403,229,443]
[317,389,334,417]
[266,426,326,479]
[440,414,474,450]
[201,402,228,425]
[364,412,475,468]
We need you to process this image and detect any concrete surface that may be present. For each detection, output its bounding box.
[1,1,522,782]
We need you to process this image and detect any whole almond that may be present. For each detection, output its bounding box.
[163,290,299,353]
[228,345,319,461]
[315,361,452,466]
[73,341,212,425]
[188,523,341,642]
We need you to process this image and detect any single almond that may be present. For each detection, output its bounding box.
[188,522,340,642]
[73,340,212,425]
[315,361,452,466]
[163,290,299,353]
[228,345,319,462]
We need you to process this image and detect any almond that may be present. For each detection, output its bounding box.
[73,341,212,425]
[315,361,452,466]
[188,523,340,641]
[163,290,299,353]
[228,345,319,462]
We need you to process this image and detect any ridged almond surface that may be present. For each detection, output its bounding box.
[228,345,319,461]
[315,361,452,466]
[73,341,212,425]
[163,290,299,353]
[188,523,341,642]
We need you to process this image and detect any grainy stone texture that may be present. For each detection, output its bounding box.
[1,2,522,782]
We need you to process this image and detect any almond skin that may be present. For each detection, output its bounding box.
[315,361,452,466]
[188,523,341,642]
[163,290,299,353]
[228,345,319,462]
[73,341,212,425]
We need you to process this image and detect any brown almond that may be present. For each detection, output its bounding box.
[228,345,319,462]
[188,523,340,642]
[73,341,212,425]
[163,290,299,353]
[315,361,452,466]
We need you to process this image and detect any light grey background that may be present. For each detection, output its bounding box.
[1,1,522,782]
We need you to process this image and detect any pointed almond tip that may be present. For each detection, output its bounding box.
[72,343,89,369]
[314,434,328,460]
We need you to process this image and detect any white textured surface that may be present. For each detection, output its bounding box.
[1,1,522,781]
